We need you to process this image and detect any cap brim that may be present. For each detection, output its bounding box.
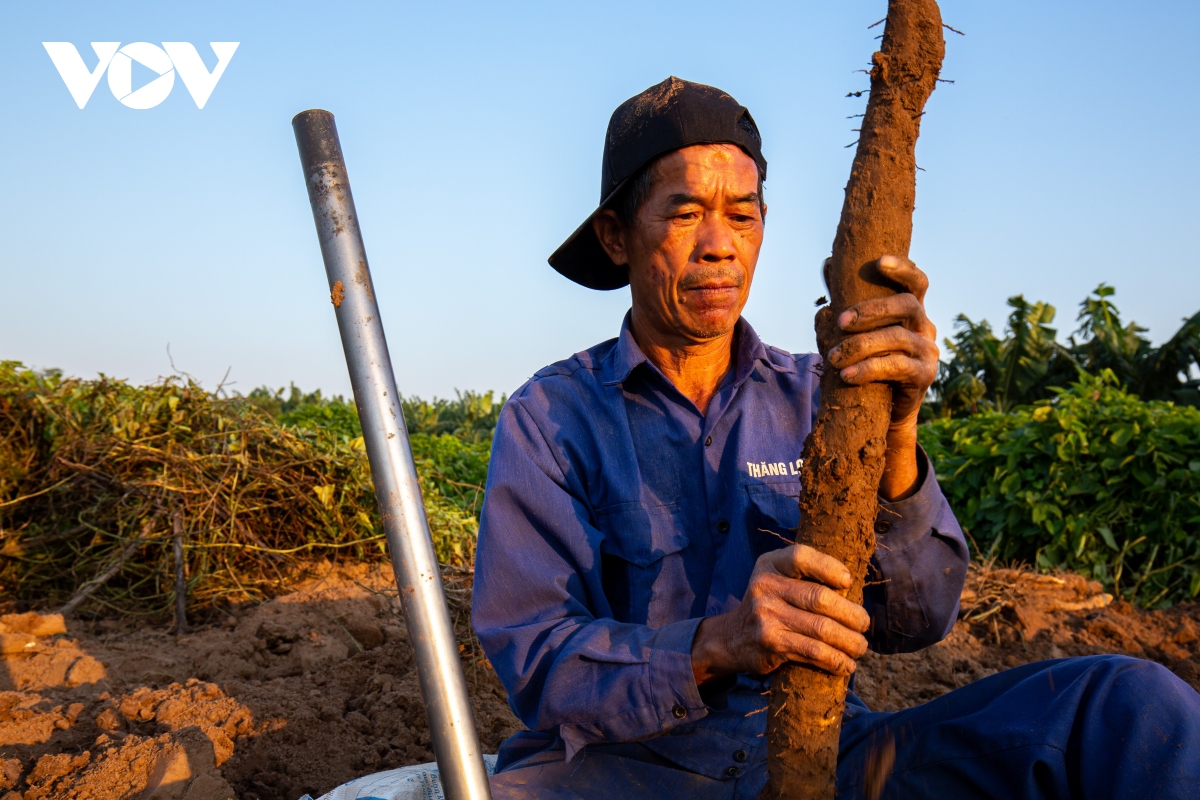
[547,184,630,291]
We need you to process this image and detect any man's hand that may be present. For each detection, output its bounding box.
[691,545,870,685]
[823,255,939,500]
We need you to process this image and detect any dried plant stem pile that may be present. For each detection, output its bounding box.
[958,561,1114,642]
[0,362,480,620]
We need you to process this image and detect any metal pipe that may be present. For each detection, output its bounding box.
[292,109,492,800]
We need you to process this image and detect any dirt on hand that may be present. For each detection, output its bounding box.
[0,562,1197,800]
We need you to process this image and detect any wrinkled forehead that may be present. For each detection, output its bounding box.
[649,144,762,196]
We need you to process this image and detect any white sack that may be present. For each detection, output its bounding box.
[300,755,497,800]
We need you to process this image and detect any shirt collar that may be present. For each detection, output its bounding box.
[603,311,795,387]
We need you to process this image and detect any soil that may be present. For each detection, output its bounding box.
[0,562,519,800]
[854,567,1200,710]
[1,562,1198,800]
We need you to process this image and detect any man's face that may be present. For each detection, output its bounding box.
[596,144,766,343]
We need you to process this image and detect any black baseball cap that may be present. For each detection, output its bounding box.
[548,77,768,291]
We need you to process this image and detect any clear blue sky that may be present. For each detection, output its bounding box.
[3,1,1198,400]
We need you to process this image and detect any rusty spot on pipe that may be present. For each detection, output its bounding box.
[330,280,345,308]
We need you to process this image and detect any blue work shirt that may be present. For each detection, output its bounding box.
[472,314,968,781]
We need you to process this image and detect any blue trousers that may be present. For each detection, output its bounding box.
[489,656,1200,799]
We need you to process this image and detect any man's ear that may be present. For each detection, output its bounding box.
[592,209,630,266]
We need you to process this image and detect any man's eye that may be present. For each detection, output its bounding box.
[675,211,700,221]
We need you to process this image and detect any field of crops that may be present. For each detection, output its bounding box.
[2,283,1199,622]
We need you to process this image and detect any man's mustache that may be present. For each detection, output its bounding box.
[678,266,745,291]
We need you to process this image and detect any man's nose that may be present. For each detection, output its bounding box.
[695,214,737,263]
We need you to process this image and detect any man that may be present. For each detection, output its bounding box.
[472,78,1200,798]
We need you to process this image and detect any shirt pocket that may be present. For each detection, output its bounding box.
[746,482,800,561]
[595,501,692,627]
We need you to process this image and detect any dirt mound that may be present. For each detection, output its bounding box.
[22,727,233,800]
[854,566,1200,710]
[0,563,518,800]
[0,626,240,800]
[0,562,1197,799]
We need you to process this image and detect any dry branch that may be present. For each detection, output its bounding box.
[59,514,161,617]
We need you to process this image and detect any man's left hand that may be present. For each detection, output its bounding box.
[824,255,939,499]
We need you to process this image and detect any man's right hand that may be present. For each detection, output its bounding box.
[690,545,871,685]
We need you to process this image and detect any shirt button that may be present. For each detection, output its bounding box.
[874,520,892,534]
[672,703,687,719]
[705,436,713,446]
[733,749,748,763]
[725,766,740,777]
[716,520,730,534]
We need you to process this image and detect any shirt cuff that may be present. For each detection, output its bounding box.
[650,616,707,723]
[558,617,706,760]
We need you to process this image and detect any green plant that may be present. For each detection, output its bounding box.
[1073,285,1200,406]
[921,371,1200,606]
[401,390,504,443]
[929,285,1200,418]
[247,383,504,443]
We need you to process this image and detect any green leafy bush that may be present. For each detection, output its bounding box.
[921,371,1200,606]
[930,285,1200,417]
[401,390,503,443]
[247,384,503,443]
